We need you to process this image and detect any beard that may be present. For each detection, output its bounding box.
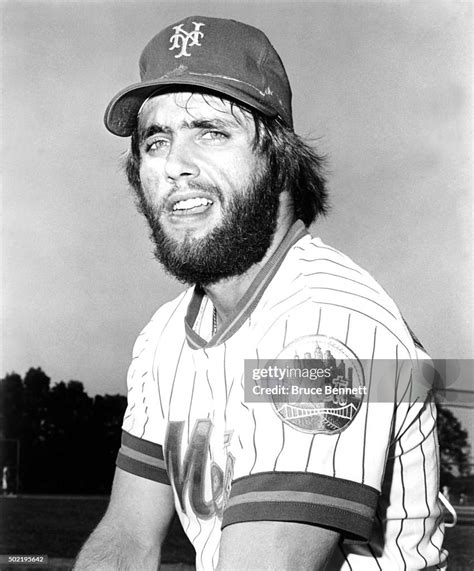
[135,162,281,286]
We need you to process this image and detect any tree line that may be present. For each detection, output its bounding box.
[0,367,126,493]
[0,367,470,494]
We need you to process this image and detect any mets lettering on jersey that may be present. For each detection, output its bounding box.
[165,419,234,519]
[116,221,447,570]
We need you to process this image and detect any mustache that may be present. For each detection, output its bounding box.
[135,179,226,229]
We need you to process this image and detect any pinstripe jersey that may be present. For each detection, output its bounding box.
[117,220,448,570]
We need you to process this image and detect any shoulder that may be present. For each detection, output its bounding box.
[292,235,397,309]
[122,288,193,442]
[131,288,192,357]
[260,236,416,359]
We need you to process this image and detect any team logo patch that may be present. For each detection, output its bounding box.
[270,335,365,434]
[169,22,205,58]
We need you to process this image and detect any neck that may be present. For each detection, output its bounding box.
[204,199,295,326]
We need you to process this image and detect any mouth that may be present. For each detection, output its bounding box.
[171,196,214,215]
[167,191,217,218]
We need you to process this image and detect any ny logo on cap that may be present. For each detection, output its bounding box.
[169,22,205,58]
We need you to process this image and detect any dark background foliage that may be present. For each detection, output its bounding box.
[0,368,126,494]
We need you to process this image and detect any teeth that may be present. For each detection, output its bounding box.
[173,197,213,211]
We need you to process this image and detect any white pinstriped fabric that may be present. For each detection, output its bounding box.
[120,223,448,570]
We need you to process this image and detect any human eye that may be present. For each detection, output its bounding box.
[145,137,170,154]
[200,130,229,144]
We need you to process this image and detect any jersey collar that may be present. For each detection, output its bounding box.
[185,220,309,349]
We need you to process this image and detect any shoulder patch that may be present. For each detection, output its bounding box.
[270,335,365,434]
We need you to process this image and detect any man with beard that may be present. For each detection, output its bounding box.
[75,16,447,571]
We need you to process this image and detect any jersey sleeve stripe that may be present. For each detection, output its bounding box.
[223,472,378,540]
[116,454,170,484]
[230,471,378,501]
[223,500,374,541]
[119,444,167,469]
[116,430,170,484]
[120,429,165,456]
[226,490,374,518]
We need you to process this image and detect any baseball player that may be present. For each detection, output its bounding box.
[75,16,447,570]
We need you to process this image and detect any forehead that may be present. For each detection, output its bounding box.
[138,91,256,135]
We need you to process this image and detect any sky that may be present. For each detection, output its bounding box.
[1,0,472,422]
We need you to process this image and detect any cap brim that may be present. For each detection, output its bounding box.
[104,76,280,137]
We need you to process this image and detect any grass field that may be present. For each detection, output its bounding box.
[0,496,195,566]
[1,496,473,570]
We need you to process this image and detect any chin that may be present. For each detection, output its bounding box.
[164,215,221,241]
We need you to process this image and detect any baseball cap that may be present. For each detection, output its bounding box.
[104,15,293,136]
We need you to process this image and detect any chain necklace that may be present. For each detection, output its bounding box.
[212,306,218,336]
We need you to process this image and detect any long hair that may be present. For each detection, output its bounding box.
[251,114,329,226]
[125,101,329,227]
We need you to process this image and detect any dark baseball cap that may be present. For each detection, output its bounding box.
[104,15,293,136]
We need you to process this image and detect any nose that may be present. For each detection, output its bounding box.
[164,137,200,181]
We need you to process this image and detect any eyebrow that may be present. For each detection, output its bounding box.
[139,118,240,144]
